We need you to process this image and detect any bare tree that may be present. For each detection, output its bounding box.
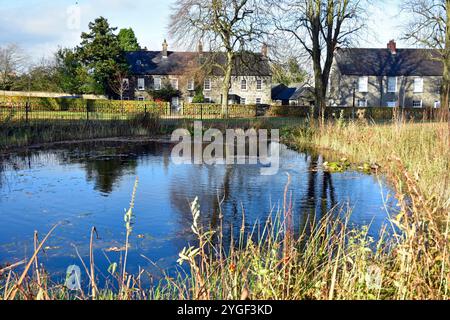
[266,0,366,121]
[0,44,26,90]
[169,0,263,116]
[109,70,130,112]
[402,0,449,121]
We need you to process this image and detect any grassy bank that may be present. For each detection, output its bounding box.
[0,120,449,300]
[0,115,164,151]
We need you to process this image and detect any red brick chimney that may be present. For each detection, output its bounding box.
[387,40,397,55]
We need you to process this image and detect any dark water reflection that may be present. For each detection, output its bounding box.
[0,142,396,280]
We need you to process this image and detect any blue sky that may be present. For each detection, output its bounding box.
[0,0,407,61]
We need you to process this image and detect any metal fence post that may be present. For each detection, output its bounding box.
[201,104,203,121]
[25,101,30,123]
[86,100,89,121]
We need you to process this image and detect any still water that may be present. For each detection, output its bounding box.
[0,141,396,280]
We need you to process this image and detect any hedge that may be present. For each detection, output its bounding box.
[0,95,168,114]
[182,103,257,118]
[267,105,442,120]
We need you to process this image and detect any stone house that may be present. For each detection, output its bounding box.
[329,40,443,108]
[124,40,272,109]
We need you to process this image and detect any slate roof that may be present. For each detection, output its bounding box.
[335,48,443,76]
[125,51,271,76]
[272,84,314,101]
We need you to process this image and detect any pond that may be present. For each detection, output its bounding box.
[0,141,397,281]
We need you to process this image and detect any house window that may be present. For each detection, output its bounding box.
[358,76,368,93]
[358,99,367,107]
[412,100,423,108]
[387,101,397,108]
[256,98,262,105]
[154,78,161,90]
[388,77,397,93]
[123,78,129,87]
[256,79,263,90]
[204,97,211,103]
[241,79,247,91]
[137,96,145,101]
[170,78,179,90]
[241,98,246,105]
[187,97,193,103]
[187,79,195,91]
[434,101,441,108]
[204,78,211,91]
[137,78,145,91]
[414,77,424,93]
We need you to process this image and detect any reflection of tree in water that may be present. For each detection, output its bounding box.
[67,142,168,194]
[83,157,138,194]
[297,154,337,238]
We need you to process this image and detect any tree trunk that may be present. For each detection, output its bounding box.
[441,0,450,122]
[221,52,234,118]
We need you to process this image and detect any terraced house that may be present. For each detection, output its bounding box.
[124,40,272,109]
[329,40,443,108]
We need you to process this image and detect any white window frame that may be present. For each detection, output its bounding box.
[170,78,179,90]
[137,78,145,91]
[414,77,424,93]
[241,79,247,91]
[204,96,211,103]
[187,97,193,103]
[187,79,195,91]
[387,77,397,93]
[387,101,397,108]
[204,78,211,91]
[358,76,368,93]
[434,101,441,108]
[357,99,367,107]
[412,100,423,108]
[256,79,263,91]
[137,96,145,101]
[241,97,246,105]
[256,98,262,105]
[154,77,161,91]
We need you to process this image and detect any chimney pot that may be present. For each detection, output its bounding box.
[387,40,397,55]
